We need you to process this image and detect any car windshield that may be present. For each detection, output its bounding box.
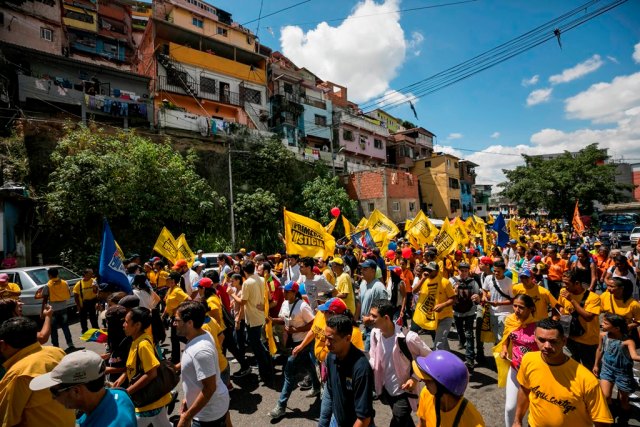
[601,214,638,226]
[632,227,640,234]
[26,267,79,286]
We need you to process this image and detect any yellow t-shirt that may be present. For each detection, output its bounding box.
[600,291,640,324]
[73,278,97,302]
[0,282,21,300]
[413,276,455,329]
[164,286,189,317]
[416,387,485,426]
[517,352,613,426]
[147,271,158,288]
[206,294,224,328]
[310,312,364,363]
[323,268,336,286]
[558,290,601,345]
[202,318,229,372]
[156,270,169,288]
[47,278,70,302]
[512,283,558,322]
[334,272,355,313]
[126,334,172,412]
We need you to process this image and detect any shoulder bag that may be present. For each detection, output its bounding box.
[129,338,180,408]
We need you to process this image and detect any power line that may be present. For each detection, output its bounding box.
[359,0,628,113]
[242,0,312,26]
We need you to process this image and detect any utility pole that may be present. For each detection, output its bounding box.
[228,141,251,251]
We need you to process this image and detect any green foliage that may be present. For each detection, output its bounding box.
[402,120,417,129]
[499,143,635,219]
[44,126,226,266]
[233,187,280,251]
[0,131,30,187]
[301,174,358,224]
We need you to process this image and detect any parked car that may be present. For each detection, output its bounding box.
[0,265,80,317]
[630,226,640,247]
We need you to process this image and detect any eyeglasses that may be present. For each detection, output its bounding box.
[50,384,76,398]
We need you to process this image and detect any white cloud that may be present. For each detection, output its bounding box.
[565,72,640,123]
[439,71,640,185]
[407,31,424,56]
[490,131,501,139]
[634,42,640,63]
[526,88,552,106]
[447,133,463,140]
[376,89,419,108]
[521,75,539,87]
[280,0,410,103]
[607,55,619,64]
[549,54,604,85]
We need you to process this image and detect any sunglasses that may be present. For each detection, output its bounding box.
[50,384,76,398]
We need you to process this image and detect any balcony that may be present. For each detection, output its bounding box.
[18,74,85,105]
[336,111,389,137]
[157,75,241,106]
[301,94,326,110]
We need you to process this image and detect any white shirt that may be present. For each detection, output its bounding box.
[301,274,335,310]
[183,269,200,296]
[133,289,153,309]
[282,264,301,283]
[482,274,514,315]
[278,298,314,342]
[381,334,402,396]
[181,332,229,422]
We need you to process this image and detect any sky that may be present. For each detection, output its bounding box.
[211,0,640,187]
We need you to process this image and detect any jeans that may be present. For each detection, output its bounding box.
[363,326,373,352]
[192,413,228,427]
[247,324,273,382]
[170,322,187,363]
[567,339,597,371]
[51,310,73,348]
[79,299,98,332]
[318,379,333,427]
[136,406,171,427]
[454,315,476,362]
[434,317,453,350]
[222,325,249,371]
[234,320,247,360]
[380,389,415,427]
[277,342,319,407]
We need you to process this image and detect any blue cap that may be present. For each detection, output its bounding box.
[360,259,377,269]
[283,281,299,292]
[520,268,532,278]
[509,239,517,244]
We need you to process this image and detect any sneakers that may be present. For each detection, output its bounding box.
[306,388,321,398]
[268,405,286,419]
[232,367,252,378]
[465,360,475,374]
[298,377,312,390]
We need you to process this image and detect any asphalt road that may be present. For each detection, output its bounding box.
[48,314,640,427]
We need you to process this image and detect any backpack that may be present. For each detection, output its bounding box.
[452,278,476,313]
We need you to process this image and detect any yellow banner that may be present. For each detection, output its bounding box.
[355,217,368,232]
[406,210,438,249]
[370,228,390,251]
[368,209,400,240]
[342,216,355,238]
[325,218,338,235]
[508,218,519,241]
[452,218,470,247]
[284,209,335,258]
[153,226,179,264]
[432,218,457,258]
[176,234,196,267]
[464,216,479,235]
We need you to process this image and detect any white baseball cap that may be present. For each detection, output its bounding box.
[30,350,105,391]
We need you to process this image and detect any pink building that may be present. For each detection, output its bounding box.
[0,0,64,56]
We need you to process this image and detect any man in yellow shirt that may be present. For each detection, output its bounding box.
[73,268,99,333]
[0,317,76,426]
[514,318,613,427]
[331,258,355,313]
[0,273,20,300]
[511,268,559,322]
[41,267,76,351]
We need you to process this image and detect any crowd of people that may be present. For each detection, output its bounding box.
[0,222,639,426]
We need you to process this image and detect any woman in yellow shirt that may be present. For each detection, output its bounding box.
[162,271,190,364]
[600,277,640,332]
[114,307,172,427]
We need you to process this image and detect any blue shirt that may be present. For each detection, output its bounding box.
[78,388,136,427]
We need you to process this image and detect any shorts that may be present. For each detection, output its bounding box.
[600,363,637,394]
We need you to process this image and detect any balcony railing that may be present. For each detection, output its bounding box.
[301,95,326,110]
[157,75,241,106]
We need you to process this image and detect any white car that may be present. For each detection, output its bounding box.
[630,227,640,246]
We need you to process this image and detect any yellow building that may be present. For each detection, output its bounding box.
[62,0,98,33]
[411,153,462,219]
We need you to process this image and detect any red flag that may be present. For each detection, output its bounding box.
[572,201,585,234]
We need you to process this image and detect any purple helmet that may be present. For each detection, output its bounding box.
[413,350,469,396]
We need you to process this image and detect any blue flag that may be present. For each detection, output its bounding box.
[492,213,509,248]
[351,229,376,250]
[99,218,132,293]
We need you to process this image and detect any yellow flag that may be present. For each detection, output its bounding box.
[432,218,457,259]
[115,241,124,259]
[355,217,368,232]
[406,211,438,248]
[404,216,415,231]
[284,209,335,258]
[325,218,338,235]
[342,216,355,238]
[453,219,470,247]
[153,226,179,263]
[369,228,390,251]
[368,209,400,240]
[465,216,479,235]
[487,213,495,225]
[176,234,196,267]
[508,218,519,241]
[264,275,277,355]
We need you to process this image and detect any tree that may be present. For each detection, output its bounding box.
[499,144,634,219]
[301,174,358,226]
[402,120,417,129]
[233,188,280,252]
[44,126,226,267]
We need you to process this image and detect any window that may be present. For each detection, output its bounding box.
[247,36,252,45]
[446,158,451,168]
[424,161,431,168]
[314,114,327,126]
[167,70,188,87]
[368,202,375,212]
[450,199,460,213]
[374,139,383,149]
[217,26,228,36]
[192,17,203,28]
[64,9,94,23]
[449,178,459,189]
[409,202,416,212]
[283,83,293,94]
[40,27,53,41]
[343,129,354,141]
[454,162,459,169]
[392,202,400,212]
[200,76,216,94]
[102,42,118,55]
[244,87,261,104]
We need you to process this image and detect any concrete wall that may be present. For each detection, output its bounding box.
[1,4,63,55]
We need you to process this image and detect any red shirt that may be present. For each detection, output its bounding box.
[266,276,284,318]
[216,284,231,312]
